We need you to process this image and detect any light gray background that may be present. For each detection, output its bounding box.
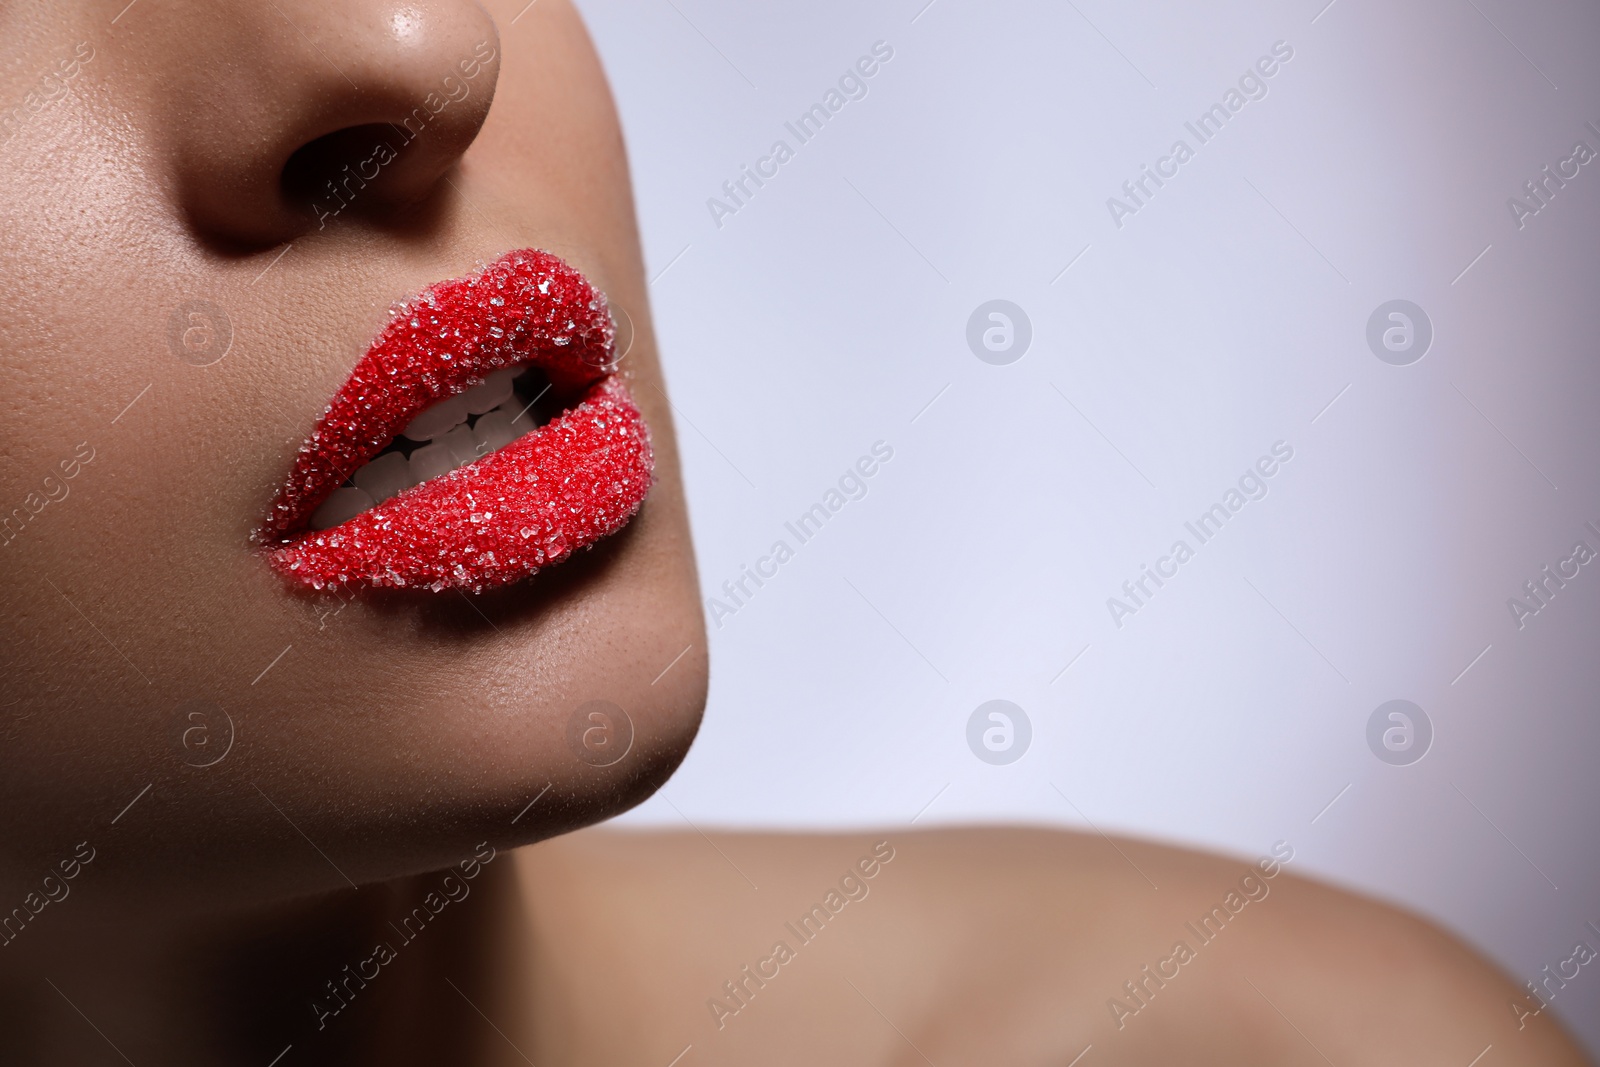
[577,0,1600,1047]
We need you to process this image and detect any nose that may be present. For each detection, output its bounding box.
[144,0,500,247]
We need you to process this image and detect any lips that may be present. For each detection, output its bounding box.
[259,249,653,593]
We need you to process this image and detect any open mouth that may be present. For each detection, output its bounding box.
[259,249,653,594]
[306,365,558,531]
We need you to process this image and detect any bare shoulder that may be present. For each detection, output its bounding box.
[516,827,1591,1067]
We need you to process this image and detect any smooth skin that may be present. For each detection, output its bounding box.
[0,1,1588,1063]
[517,830,1590,1066]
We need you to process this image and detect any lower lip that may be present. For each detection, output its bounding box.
[269,376,652,593]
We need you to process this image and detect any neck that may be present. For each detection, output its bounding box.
[0,861,530,1066]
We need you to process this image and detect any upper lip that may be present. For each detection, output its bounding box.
[261,248,618,540]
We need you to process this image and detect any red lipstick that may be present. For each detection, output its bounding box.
[260,249,653,593]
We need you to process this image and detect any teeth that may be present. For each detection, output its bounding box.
[352,450,414,504]
[309,370,549,531]
[461,368,518,415]
[499,396,537,433]
[474,410,517,454]
[402,392,469,442]
[439,424,481,466]
[310,486,376,530]
[407,441,458,485]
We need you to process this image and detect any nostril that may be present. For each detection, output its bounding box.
[281,124,408,228]
[158,2,501,248]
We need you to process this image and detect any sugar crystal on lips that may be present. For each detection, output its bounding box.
[261,250,652,593]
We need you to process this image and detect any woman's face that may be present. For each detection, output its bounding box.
[0,0,706,911]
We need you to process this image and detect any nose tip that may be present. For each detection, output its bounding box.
[153,1,500,247]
